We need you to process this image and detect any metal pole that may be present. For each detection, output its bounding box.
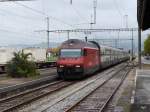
[85,36,88,42]
[93,0,97,24]
[115,39,117,48]
[138,26,142,69]
[124,15,128,28]
[70,0,72,4]
[90,15,93,29]
[118,31,120,48]
[131,29,134,60]
[47,17,49,48]
[67,31,70,40]
[90,23,93,29]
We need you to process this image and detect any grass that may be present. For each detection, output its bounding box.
[142,64,150,69]
[0,76,11,81]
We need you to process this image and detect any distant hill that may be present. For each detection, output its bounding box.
[1,40,144,53]
[5,42,60,49]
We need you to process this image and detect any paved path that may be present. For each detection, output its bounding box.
[131,69,150,112]
[135,57,150,64]
[141,57,150,64]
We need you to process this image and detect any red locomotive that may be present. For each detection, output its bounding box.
[57,39,129,79]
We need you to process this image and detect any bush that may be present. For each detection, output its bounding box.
[6,50,39,78]
[144,35,150,55]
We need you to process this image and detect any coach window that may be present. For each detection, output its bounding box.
[101,48,103,55]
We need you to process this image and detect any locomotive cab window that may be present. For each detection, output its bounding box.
[83,49,87,56]
[60,49,81,57]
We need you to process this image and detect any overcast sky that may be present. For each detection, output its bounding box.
[0,0,148,46]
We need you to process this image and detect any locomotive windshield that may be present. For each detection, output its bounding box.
[60,49,81,57]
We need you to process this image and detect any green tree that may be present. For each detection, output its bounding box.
[144,35,150,55]
[6,50,39,78]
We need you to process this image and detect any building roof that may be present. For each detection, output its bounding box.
[137,0,150,30]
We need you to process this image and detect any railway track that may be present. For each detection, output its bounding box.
[0,66,115,112]
[0,70,58,99]
[37,64,130,112]
[34,64,126,112]
[0,63,127,112]
[0,80,75,112]
[65,67,130,112]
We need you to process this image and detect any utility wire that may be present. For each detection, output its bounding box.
[73,22,91,26]
[13,1,76,28]
[0,28,40,37]
[14,2,46,16]
[0,8,66,30]
[0,29,46,42]
[112,0,123,17]
[0,8,44,21]
[62,0,89,23]
[0,4,47,31]
[70,6,90,23]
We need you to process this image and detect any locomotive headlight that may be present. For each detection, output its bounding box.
[75,65,81,68]
[59,65,64,68]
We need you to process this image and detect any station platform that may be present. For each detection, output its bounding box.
[131,69,150,112]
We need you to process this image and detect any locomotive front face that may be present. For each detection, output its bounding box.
[57,49,84,74]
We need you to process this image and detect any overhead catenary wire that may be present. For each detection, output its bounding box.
[0,5,54,31]
[0,8,47,30]
[0,31,46,44]
[13,1,77,28]
[62,0,89,23]
[0,28,43,38]
[13,1,94,37]
[112,0,126,28]
[12,1,83,47]
[112,0,124,17]
[0,8,44,21]
[14,2,46,16]
[70,6,89,23]
[73,22,91,26]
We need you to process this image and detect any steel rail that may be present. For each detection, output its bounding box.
[1,63,125,112]
[65,66,130,112]
[0,81,75,112]
[0,73,58,99]
[99,68,131,112]
[42,65,126,112]
[0,80,63,103]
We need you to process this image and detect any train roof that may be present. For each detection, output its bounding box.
[89,40,128,53]
[100,45,127,52]
[60,39,98,49]
[61,39,128,53]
